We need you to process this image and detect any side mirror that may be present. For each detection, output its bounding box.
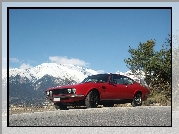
[109,80,117,85]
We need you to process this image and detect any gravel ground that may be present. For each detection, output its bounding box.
[8,106,171,126]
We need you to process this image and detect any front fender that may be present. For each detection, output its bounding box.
[84,87,100,96]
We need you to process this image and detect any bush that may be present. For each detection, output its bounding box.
[143,87,171,106]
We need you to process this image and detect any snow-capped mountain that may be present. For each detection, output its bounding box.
[2,62,148,93]
[2,63,147,106]
[2,63,147,86]
[2,63,99,84]
[3,63,100,106]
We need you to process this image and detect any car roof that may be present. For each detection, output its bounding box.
[89,73,123,77]
[88,74,133,79]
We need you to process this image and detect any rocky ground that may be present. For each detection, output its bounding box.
[8,106,171,126]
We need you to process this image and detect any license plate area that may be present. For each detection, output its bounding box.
[53,98,60,101]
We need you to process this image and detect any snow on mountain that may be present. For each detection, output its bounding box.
[2,63,147,85]
[3,63,99,84]
[2,63,148,107]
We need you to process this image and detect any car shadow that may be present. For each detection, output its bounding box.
[67,106,103,110]
[68,106,87,109]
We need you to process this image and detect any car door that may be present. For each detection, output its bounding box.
[96,74,114,100]
[99,74,122,100]
[101,74,126,100]
[122,76,135,99]
[111,74,128,99]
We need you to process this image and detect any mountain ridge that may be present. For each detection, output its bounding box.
[4,63,146,82]
[4,63,147,106]
[3,63,99,83]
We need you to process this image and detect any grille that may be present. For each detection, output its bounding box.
[52,89,69,94]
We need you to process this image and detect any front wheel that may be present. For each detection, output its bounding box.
[85,91,99,108]
[131,93,142,107]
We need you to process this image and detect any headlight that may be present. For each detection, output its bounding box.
[72,88,76,93]
[67,88,72,93]
[46,91,49,96]
[49,91,53,96]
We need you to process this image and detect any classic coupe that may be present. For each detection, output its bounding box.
[45,73,150,110]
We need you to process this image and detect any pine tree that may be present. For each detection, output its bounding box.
[124,35,171,98]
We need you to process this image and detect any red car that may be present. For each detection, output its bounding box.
[45,74,150,110]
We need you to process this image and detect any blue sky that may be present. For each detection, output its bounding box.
[9,8,171,73]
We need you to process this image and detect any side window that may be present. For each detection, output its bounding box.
[123,77,134,85]
[113,74,124,84]
[98,74,109,82]
[128,79,134,84]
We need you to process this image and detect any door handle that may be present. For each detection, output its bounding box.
[102,86,106,89]
[101,86,106,92]
[126,86,128,88]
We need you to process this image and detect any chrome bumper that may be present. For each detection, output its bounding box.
[47,94,84,99]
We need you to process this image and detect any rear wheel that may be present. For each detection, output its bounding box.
[85,91,99,108]
[131,93,142,107]
[54,103,68,110]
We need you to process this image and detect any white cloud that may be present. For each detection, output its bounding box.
[9,58,20,63]
[49,56,89,67]
[19,63,33,69]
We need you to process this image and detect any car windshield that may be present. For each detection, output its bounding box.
[81,74,109,83]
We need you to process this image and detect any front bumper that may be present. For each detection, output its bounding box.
[46,94,85,103]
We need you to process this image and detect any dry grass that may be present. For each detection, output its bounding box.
[142,94,171,106]
[9,95,171,115]
[9,104,56,115]
[9,105,105,115]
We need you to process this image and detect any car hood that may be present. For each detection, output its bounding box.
[45,83,80,91]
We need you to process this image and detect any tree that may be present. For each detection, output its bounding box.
[124,35,171,97]
[124,40,155,87]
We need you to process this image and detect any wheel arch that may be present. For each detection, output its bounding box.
[133,90,142,97]
[86,88,101,100]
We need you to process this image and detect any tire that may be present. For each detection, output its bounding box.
[131,92,142,107]
[54,103,68,110]
[85,91,99,108]
[103,103,114,107]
